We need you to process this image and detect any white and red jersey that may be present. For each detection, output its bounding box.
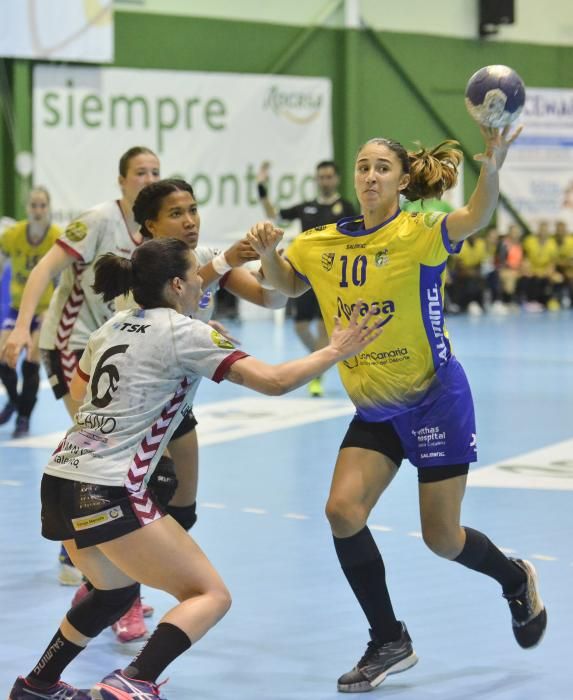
[193,245,223,323]
[40,200,139,355]
[44,307,247,488]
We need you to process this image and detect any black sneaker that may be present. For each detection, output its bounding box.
[12,415,30,438]
[337,622,418,693]
[504,558,547,649]
[0,401,16,425]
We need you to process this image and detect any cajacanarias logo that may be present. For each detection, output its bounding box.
[337,297,396,327]
[263,85,323,124]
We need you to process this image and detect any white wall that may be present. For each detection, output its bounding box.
[114,0,573,46]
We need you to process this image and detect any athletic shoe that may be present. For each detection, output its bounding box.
[8,676,91,699]
[337,623,418,693]
[58,545,83,587]
[91,670,166,699]
[308,377,324,397]
[0,400,16,425]
[71,583,154,618]
[12,415,30,438]
[504,558,547,648]
[111,597,148,642]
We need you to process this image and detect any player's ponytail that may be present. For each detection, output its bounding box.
[93,238,192,309]
[404,140,463,201]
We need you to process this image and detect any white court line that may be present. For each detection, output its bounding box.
[242,507,267,515]
[283,513,309,520]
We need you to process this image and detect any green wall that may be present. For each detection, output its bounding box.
[3,11,573,217]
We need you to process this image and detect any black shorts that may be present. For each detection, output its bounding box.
[293,288,321,322]
[41,473,165,549]
[41,348,84,400]
[171,411,198,440]
[340,417,469,483]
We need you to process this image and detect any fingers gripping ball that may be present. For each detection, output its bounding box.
[465,65,526,128]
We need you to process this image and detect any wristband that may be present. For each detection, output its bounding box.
[257,183,268,199]
[211,252,232,275]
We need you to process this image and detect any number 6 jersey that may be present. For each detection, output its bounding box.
[44,307,247,489]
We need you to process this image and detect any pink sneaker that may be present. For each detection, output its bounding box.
[72,584,154,618]
[111,597,148,643]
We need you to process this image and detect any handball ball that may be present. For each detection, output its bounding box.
[465,65,526,128]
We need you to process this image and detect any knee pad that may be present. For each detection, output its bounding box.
[148,456,178,508]
[166,502,197,531]
[66,582,140,637]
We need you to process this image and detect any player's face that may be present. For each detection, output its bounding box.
[119,153,161,204]
[27,192,50,223]
[180,251,203,314]
[354,144,409,215]
[316,166,339,197]
[146,190,200,248]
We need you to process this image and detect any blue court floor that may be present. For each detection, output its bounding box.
[0,312,571,700]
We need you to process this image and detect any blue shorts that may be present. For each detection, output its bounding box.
[1,307,41,333]
[341,359,477,470]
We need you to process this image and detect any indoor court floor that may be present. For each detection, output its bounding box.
[0,311,571,700]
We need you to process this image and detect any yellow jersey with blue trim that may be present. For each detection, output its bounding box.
[0,220,61,312]
[285,209,463,421]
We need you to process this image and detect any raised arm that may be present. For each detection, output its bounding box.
[223,303,383,395]
[447,125,522,243]
[198,237,259,288]
[247,221,309,297]
[2,244,75,367]
[224,266,287,309]
[256,161,279,219]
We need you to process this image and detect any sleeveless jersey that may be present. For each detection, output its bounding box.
[286,210,463,422]
[44,307,247,488]
[0,220,61,312]
[40,201,139,353]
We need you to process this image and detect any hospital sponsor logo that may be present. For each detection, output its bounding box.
[414,425,447,458]
[337,296,396,327]
[263,85,323,124]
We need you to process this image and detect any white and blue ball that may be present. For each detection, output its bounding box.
[465,65,526,128]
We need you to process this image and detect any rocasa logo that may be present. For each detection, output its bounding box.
[263,85,323,124]
[337,296,395,327]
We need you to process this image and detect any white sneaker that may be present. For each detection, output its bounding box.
[491,300,509,315]
[467,301,483,316]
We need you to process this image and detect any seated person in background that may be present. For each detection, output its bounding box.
[522,220,560,311]
[498,223,524,307]
[482,227,507,314]
[448,233,488,315]
[554,220,573,307]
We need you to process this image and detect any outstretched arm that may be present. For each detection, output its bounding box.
[447,124,522,243]
[198,237,260,288]
[223,303,383,395]
[257,161,279,219]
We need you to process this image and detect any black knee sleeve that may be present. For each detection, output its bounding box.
[66,582,140,637]
[19,360,40,417]
[148,456,178,508]
[166,502,197,531]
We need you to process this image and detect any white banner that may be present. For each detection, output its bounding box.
[499,88,573,231]
[0,0,113,63]
[33,65,333,245]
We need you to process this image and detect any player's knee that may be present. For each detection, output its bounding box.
[166,502,197,531]
[325,496,368,534]
[66,582,140,637]
[211,587,232,620]
[421,524,461,559]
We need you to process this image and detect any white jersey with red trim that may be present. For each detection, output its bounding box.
[44,307,247,488]
[40,200,138,354]
[192,245,223,323]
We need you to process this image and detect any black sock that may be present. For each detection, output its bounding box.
[124,622,191,682]
[0,362,19,405]
[454,527,526,594]
[333,527,401,644]
[19,360,40,417]
[26,630,84,686]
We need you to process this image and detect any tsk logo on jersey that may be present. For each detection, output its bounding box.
[374,249,389,267]
[65,220,88,242]
[112,322,150,334]
[337,296,396,327]
[321,252,335,271]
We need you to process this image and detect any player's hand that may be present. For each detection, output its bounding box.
[1,328,31,368]
[474,124,522,172]
[208,320,241,346]
[257,161,271,185]
[224,237,260,267]
[329,302,384,361]
[246,221,284,258]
